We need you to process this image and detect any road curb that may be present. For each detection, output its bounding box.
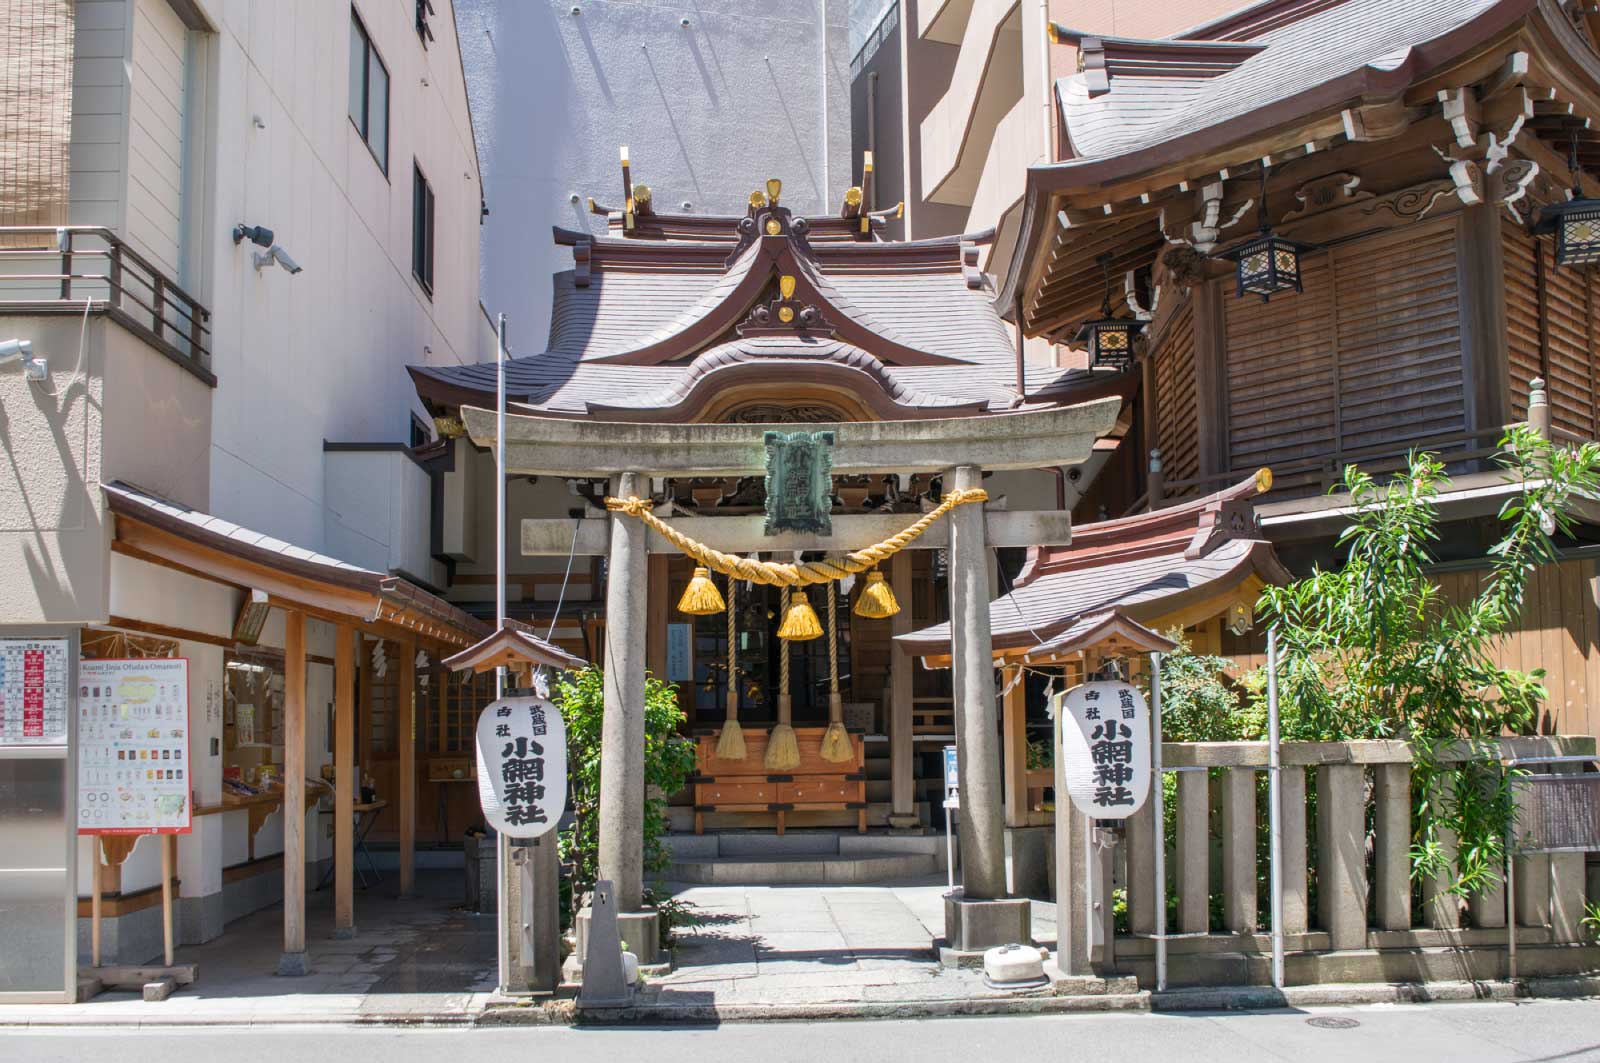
[476,991,1153,1026]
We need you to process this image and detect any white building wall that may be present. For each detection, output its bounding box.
[457,0,853,347]
[190,0,488,554]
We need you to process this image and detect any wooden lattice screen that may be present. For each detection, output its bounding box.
[0,0,73,235]
[1503,217,1600,439]
[1224,215,1466,475]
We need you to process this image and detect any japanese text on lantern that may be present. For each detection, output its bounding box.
[475,695,567,839]
[1055,680,1151,819]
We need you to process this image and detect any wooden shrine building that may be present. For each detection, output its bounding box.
[998,0,1600,735]
[408,162,1126,959]
[410,168,1127,837]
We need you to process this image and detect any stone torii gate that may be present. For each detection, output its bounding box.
[461,397,1120,963]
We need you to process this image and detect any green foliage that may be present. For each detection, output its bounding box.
[1258,426,1600,895]
[553,666,697,929]
[1151,632,1263,741]
[1025,737,1052,771]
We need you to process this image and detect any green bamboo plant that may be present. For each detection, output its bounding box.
[1258,425,1600,894]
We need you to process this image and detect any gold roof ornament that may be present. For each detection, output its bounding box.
[766,177,782,205]
[1254,467,1273,494]
[749,190,768,210]
[632,183,652,206]
[843,186,862,208]
[779,275,797,300]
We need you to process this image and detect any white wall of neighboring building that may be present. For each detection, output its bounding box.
[188,0,488,553]
[457,0,852,349]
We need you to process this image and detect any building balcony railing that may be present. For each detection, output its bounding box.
[0,226,214,386]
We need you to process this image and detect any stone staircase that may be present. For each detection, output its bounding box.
[665,830,948,885]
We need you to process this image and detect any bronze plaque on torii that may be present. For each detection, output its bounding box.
[763,430,834,536]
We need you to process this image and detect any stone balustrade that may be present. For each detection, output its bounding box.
[1103,735,1600,987]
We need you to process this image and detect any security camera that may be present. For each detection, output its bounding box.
[0,339,47,380]
[232,224,274,248]
[252,245,303,275]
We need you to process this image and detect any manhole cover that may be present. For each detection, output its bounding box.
[1306,1016,1360,1029]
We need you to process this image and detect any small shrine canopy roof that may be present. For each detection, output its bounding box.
[898,474,1290,664]
[104,481,488,648]
[443,619,588,675]
[410,195,1126,422]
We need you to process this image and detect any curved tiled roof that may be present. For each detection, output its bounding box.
[899,476,1291,657]
[411,200,1126,418]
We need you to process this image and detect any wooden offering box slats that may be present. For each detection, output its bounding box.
[692,726,867,835]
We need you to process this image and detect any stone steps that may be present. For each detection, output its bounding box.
[664,829,947,885]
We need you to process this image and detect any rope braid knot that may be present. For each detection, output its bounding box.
[602,488,988,585]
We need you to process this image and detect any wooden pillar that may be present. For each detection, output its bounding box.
[887,549,917,828]
[278,610,309,976]
[335,624,356,938]
[1001,664,1027,828]
[161,834,175,966]
[398,639,417,898]
[358,633,375,779]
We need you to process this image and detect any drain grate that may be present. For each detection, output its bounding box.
[1306,1016,1360,1029]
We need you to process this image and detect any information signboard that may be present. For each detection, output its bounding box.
[1055,680,1152,819]
[476,696,567,839]
[0,636,69,745]
[76,658,191,834]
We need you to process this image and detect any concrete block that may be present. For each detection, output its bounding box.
[942,892,1032,954]
[1281,765,1309,934]
[1004,825,1051,900]
[277,951,309,977]
[1175,770,1209,934]
[1125,800,1157,936]
[578,904,661,965]
[1221,767,1257,933]
[1373,763,1411,931]
[1552,853,1585,942]
[142,976,177,1001]
[176,890,226,946]
[1316,763,1368,950]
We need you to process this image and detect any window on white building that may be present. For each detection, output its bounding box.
[412,161,435,296]
[348,10,389,173]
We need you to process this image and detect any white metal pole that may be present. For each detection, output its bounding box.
[495,312,509,994]
[1267,626,1285,990]
[1151,651,1167,992]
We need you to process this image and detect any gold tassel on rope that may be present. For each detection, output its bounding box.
[853,568,900,618]
[819,580,853,764]
[765,586,802,771]
[678,566,726,616]
[777,589,823,641]
[714,574,746,760]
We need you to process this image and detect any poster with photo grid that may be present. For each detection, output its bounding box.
[76,658,192,835]
[0,636,69,745]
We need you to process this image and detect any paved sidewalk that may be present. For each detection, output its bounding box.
[627,877,1063,1011]
[2,871,498,1026]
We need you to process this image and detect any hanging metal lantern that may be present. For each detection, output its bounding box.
[1223,230,1311,301]
[1532,136,1600,267]
[1221,165,1314,302]
[1544,198,1600,266]
[1072,315,1142,371]
[1074,252,1144,371]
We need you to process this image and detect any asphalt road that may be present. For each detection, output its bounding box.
[10,1000,1600,1062]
